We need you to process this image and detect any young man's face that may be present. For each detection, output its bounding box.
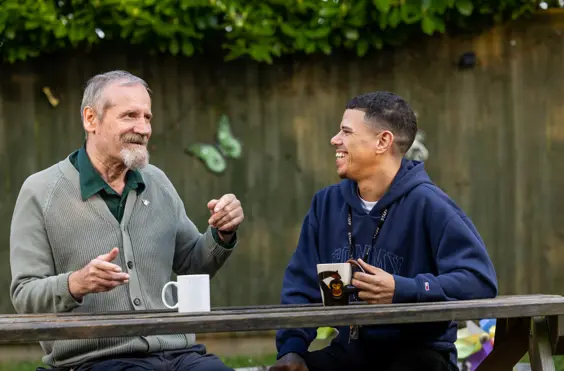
[330,109,384,180]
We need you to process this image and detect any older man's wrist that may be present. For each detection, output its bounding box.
[218,229,235,243]
[211,227,237,248]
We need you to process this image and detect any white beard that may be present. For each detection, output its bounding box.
[120,145,149,170]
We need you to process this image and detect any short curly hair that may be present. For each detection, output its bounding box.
[346,91,417,155]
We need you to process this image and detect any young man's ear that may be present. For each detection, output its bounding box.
[375,130,394,154]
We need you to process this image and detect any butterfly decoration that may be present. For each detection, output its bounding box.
[405,130,429,162]
[184,114,243,174]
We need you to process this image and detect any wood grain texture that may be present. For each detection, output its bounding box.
[0,295,554,322]
[547,315,564,355]
[529,317,556,371]
[1,295,564,343]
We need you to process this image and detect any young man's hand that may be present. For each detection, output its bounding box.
[269,353,309,371]
[352,258,395,304]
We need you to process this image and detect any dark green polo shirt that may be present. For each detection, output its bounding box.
[69,146,145,223]
[69,146,236,248]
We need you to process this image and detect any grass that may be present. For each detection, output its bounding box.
[220,354,277,368]
[521,354,564,369]
[0,361,42,371]
[0,354,278,371]
[4,354,564,370]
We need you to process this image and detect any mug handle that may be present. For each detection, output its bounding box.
[346,259,366,273]
[161,281,179,309]
[344,259,366,295]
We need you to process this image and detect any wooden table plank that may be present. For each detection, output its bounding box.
[0,295,559,324]
[2,296,564,343]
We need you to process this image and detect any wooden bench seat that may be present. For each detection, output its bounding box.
[1,295,563,371]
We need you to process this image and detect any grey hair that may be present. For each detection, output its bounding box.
[80,70,151,122]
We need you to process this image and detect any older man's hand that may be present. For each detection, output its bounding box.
[68,247,129,301]
[207,193,244,243]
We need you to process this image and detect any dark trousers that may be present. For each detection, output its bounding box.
[38,345,234,371]
[302,341,458,371]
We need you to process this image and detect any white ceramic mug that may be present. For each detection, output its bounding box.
[161,274,211,313]
[316,259,364,306]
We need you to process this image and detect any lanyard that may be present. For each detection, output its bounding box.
[347,205,388,261]
[347,204,388,343]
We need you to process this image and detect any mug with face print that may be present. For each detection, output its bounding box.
[316,259,365,306]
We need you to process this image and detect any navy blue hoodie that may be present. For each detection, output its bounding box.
[275,159,498,365]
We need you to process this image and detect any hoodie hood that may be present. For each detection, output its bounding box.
[340,158,434,214]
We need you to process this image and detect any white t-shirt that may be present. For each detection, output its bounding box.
[359,197,377,213]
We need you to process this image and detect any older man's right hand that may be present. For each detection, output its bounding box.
[68,247,129,300]
[269,353,309,371]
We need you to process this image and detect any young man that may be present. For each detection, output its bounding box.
[272,92,498,371]
[10,70,244,371]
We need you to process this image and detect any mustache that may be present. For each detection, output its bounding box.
[121,134,148,144]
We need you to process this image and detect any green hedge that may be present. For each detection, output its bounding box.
[0,0,555,63]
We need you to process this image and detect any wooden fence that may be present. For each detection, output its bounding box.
[1,10,564,314]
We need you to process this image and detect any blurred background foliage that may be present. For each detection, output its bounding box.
[0,0,560,63]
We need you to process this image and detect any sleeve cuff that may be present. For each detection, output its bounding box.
[57,272,83,311]
[392,275,419,303]
[211,227,237,249]
[277,337,309,360]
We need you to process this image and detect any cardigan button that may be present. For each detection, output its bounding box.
[127,261,133,269]
[133,298,141,306]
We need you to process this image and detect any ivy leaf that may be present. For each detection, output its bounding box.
[305,27,331,39]
[280,23,298,37]
[344,29,359,40]
[319,6,340,17]
[401,4,422,24]
[433,15,446,33]
[249,44,273,63]
[169,39,179,55]
[305,41,316,53]
[373,0,391,14]
[356,39,369,56]
[182,41,194,56]
[421,15,435,35]
[456,0,473,16]
[372,36,383,49]
[389,7,401,28]
[320,42,332,55]
[379,11,388,29]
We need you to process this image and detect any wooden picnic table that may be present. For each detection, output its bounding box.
[0,294,563,371]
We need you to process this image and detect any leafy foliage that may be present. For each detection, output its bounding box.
[0,0,554,63]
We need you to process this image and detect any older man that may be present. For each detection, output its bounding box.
[10,70,244,371]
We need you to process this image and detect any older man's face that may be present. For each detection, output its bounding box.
[94,83,152,169]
